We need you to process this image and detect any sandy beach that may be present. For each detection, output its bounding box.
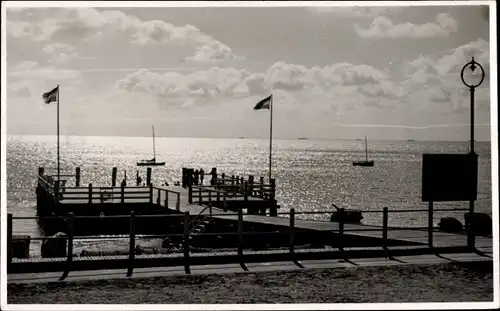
[8,262,493,304]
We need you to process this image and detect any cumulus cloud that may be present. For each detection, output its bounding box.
[6,8,240,62]
[115,61,401,112]
[42,42,79,65]
[401,39,489,113]
[355,13,458,38]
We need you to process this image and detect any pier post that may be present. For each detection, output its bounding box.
[221,173,225,186]
[382,207,388,250]
[88,183,93,204]
[149,184,153,204]
[146,167,152,186]
[112,167,117,187]
[198,187,202,204]
[244,181,248,202]
[231,175,235,185]
[223,192,228,212]
[248,175,254,196]
[75,167,81,187]
[156,188,161,204]
[127,211,136,277]
[176,193,180,211]
[237,208,244,256]
[289,209,295,255]
[7,214,13,265]
[183,212,191,274]
[216,191,220,205]
[121,183,125,204]
[270,178,276,201]
[428,201,434,248]
[259,177,264,198]
[164,191,169,208]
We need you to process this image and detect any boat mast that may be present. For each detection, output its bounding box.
[365,136,368,162]
[152,125,156,160]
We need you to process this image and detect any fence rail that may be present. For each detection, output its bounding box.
[7,206,486,278]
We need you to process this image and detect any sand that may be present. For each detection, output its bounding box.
[8,262,493,304]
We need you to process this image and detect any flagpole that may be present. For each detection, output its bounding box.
[57,85,60,185]
[269,94,273,181]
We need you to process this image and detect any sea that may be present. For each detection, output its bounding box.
[5,135,493,241]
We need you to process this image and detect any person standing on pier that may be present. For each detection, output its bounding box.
[200,168,205,185]
[193,169,199,185]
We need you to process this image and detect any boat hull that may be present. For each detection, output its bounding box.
[137,162,166,166]
[352,161,374,167]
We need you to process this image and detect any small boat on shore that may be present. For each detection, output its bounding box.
[353,136,374,167]
[137,125,165,166]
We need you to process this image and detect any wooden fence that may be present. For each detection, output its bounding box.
[7,206,483,278]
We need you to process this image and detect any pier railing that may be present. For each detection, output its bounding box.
[7,206,489,278]
[38,173,180,208]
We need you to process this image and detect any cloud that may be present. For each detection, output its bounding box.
[41,42,79,65]
[6,8,240,62]
[115,61,401,112]
[401,39,490,113]
[355,13,458,38]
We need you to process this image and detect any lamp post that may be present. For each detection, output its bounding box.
[460,56,485,249]
[460,57,485,154]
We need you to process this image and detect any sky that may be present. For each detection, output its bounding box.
[3,2,494,141]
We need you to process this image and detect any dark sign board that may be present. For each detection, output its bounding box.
[421,153,478,202]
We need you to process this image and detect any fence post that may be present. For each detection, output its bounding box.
[164,191,169,208]
[60,212,74,281]
[289,208,295,255]
[244,182,248,201]
[88,183,93,204]
[75,167,81,187]
[127,211,136,277]
[156,188,161,205]
[121,183,125,204]
[382,207,388,250]
[208,190,212,202]
[198,187,202,204]
[428,201,434,248]
[216,191,220,204]
[338,208,344,251]
[176,193,180,211]
[238,208,243,256]
[7,214,13,265]
[188,186,193,204]
[149,183,153,204]
[183,212,191,274]
[221,173,225,185]
[260,177,264,198]
[223,192,228,212]
[467,201,476,249]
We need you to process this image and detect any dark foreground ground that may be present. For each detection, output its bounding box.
[8,262,493,304]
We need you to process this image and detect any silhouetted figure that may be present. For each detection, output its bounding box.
[193,169,199,185]
[121,179,126,187]
[137,176,142,186]
[174,181,180,186]
[200,168,205,185]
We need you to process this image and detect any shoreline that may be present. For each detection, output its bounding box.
[8,262,494,304]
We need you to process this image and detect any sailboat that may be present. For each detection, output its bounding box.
[352,136,374,167]
[137,125,165,166]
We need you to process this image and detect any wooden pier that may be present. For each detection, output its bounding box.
[6,165,489,277]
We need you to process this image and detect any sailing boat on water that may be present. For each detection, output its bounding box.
[137,125,165,166]
[352,136,374,167]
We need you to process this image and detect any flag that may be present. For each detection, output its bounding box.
[42,86,59,104]
[253,94,272,110]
